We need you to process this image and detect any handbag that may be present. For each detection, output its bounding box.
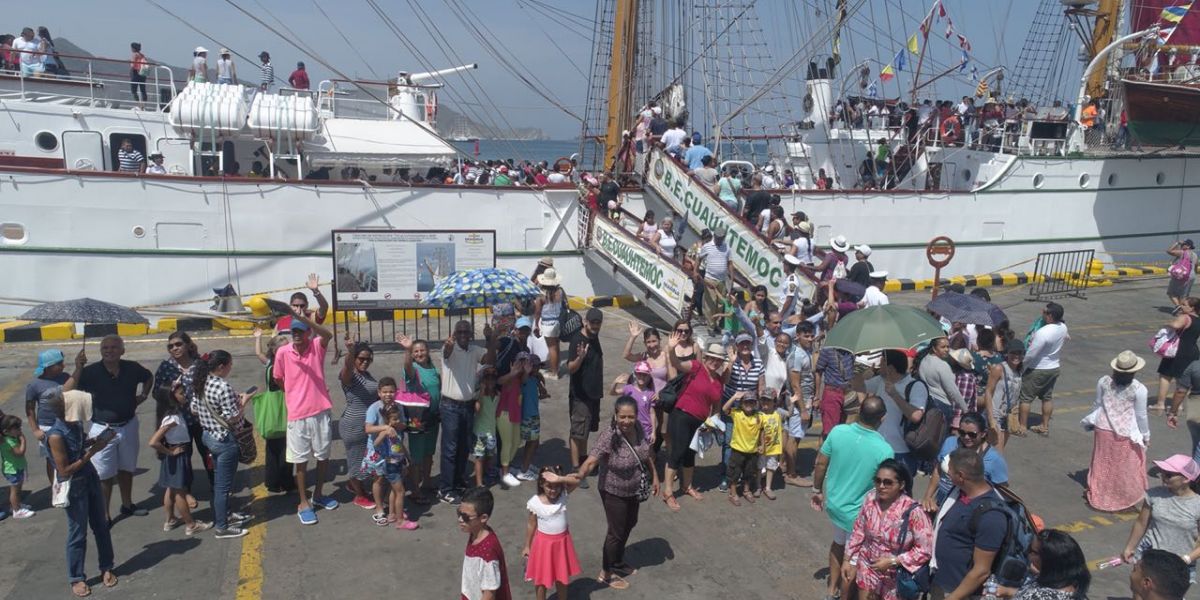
[1150,317,1189,358]
[1170,253,1193,281]
[894,503,932,600]
[52,477,71,508]
[250,389,287,440]
[619,432,652,502]
[654,371,692,413]
[398,368,435,433]
[200,386,257,465]
[559,296,583,342]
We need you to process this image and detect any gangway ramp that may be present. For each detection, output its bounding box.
[635,147,816,303]
[583,209,694,326]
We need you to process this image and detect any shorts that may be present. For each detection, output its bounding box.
[569,395,600,440]
[383,458,409,484]
[521,415,541,442]
[89,417,140,480]
[759,454,780,472]
[1177,359,1200,393]
[832,524,850,546]
[786,405,808,439]
[726,449,757,485]
[286,410,333,463]
[820,387,848,437]
[38,424,52,459]
[472,432,497,459]
[539,318,561,339]
[1018,367,1059,403]
[4,469,26,486]
[20,62,45,77]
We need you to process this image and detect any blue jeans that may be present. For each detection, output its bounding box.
[717,414,733,480]
[439,399,475,494]
[65,471,114,583]
[203,431,238,529]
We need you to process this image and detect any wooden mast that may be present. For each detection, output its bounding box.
[1086,0,1122,99]
[603,0,639,171]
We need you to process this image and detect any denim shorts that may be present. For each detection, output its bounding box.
[4,469,25,486]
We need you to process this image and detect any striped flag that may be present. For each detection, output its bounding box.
[1159,27,1177,45]
[959,49,970,71]
[945,18,954,39]
[880,65,896,82]
[867,81,879,98]
[1161,3,1192,23]
[958,34,972,52]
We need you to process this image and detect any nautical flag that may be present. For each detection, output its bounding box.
[880,65,896,82]
[1159,27,1176,45]
[908,33,920,54]
[1161,3,1192,23]
[867,81,879,98]
[970,65,979,81]
[895,49,907,71]
[959,49,969,71]
[938,1,947,19]
[958,34,972,52]
[832,0,848,65]
[945,19,954,39]
[975,80,988,98]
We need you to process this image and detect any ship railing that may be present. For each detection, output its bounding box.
[1,50,177,111]
[315,79,398,121]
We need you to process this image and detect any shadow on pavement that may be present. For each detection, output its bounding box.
[119,538,201,575]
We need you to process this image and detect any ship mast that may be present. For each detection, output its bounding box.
[602,0,640,171]
[1065,0,1122,99]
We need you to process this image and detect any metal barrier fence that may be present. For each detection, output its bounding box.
[327,308,488,361]
[1028,249,1096,301]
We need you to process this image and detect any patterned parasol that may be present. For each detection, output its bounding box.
[424,267,542,309]
[20,298,148,324]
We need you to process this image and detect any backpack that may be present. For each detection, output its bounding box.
[968,486,1039,588]
[1170,252,1193,281]
[832,257,848,280]
[902,378,948,462]
[654,371,692,413]
[895,503,931,599]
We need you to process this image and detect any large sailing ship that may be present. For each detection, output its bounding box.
[0,0,1194,318]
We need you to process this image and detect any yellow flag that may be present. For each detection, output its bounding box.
[908,33,919,54]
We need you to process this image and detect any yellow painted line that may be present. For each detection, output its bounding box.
[235,434,268,600]
[1051,510,1138,534]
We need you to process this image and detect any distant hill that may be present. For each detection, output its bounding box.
[50,37,544,141]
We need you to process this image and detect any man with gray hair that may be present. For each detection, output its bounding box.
[64,335,154,524]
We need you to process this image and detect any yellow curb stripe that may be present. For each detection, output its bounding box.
[235,435,268,599]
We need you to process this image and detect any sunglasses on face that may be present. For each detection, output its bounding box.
[456,511,477,522]
[959,430,981,439]
[167,342,184,349]
[874,477,898,486]
[355,356,373,363]
[675,328,691,334]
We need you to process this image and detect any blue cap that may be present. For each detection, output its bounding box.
[515,316,533,330]
[289,319,310,332]
[35,349,65,376]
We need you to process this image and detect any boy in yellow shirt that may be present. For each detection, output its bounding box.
[723,391,764,506]
[757,392,785,500]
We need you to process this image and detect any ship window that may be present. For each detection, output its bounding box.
[1078,173,1090,188]
[1032,173,1044,189]
[962,169,972,182]
[1,222,27,245]
[35,131,58,152]
[1107,173,1117,187]
[1156,172,1166,185]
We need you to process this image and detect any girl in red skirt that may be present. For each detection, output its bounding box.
[522,466,581,599]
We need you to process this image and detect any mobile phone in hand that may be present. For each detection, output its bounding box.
[96,427,117,443]
[244,386,259,395]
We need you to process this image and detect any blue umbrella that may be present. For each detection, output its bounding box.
[925,291,1008,327]
[425,267,542,309]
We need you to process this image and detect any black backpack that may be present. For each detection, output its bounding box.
[654,371,691,413]
[968,486,1038,588]
[901,378,947,462]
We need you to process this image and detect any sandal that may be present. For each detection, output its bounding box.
[763,490,777,501]
[742,491,756,504]
[612,563,638,577]
[1030,425,1050,437]
[102,571,118,588]
[372,512,389,526]
[684,487,704,501]
[663,495,681,512]
[396,519,420,530]
[727,495,742,507]
[71,582,90,597]
[784,475,813,487]
[1010,426,1028,438]
[597,574,630,590]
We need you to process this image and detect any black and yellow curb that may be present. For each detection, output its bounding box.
[0,321,151,343]
[882,273,1041,293]
[1101,266,1167,277]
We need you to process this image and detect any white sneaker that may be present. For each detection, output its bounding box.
[13,507,35,519]
[501,473,522,488]
[516,468,538,482]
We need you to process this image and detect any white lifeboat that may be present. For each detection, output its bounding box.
[167,82,249,136]
[248,92,320,139]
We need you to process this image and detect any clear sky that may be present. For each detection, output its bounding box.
[8,0,1054,139]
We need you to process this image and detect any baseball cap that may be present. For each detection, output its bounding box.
[854,244,872,257]
[35,349,65,376]
[586,308,604,322]
[735,333,754,345]
[289,319,310,332]
[1153,454,1200,481]
[515,316,533,330]
[634,361,652,374]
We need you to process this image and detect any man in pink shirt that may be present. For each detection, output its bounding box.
[273,312,337,525]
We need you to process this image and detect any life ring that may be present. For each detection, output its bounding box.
[552,157,573,173]
[939,117,962,143]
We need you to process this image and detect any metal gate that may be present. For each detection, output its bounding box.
[328,308,487,361]
[1028,249,1095,301]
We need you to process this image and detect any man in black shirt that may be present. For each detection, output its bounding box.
[567,308,605,487]
[598,172,620,209]
[847,244,875,288]
[65,335,154,522]
[648,106,668,138]
[742,175,772,223]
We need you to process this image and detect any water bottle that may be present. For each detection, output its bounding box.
[982,576,999,600]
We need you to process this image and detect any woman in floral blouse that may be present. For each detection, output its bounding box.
[842,459,933,600]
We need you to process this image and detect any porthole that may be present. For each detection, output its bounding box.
[1078,173,1090,188]
[1157,172,1166,185]
[1107,173,1117,187]
[1,222,27,245]
[1032,173,1044,189]
[962,169,972,182]
[34,131,58,152]
[131,225,146,238]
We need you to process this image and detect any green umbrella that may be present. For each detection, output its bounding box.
[824,305,945,354]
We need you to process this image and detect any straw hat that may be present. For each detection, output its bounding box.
[1110,350,1145,373]
[949,348,974,370]
[538,257,554,268]
[702,342,727,360]
[537,268,562,287]
[830,235,850,253]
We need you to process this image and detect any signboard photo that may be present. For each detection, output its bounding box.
[331,229,496,309]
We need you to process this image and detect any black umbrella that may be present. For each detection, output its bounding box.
[21,298,148,325]
[925,291,1008,327]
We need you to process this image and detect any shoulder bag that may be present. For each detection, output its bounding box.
[619,432,652,502]
[200,385,257,465]
[1170,252,1194,281]
[559,294,583,343]
[894,502,931,599]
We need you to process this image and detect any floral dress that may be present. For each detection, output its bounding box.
[845,491,934,600]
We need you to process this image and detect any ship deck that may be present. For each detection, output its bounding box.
[0,276,1186,598]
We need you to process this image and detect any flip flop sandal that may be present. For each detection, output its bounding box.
[727,495,742,507]
[597,575,630,590]
[742,491,756,504]
[684,488,704,501]
[663,496,681,512]
[763,490,777,501]
[71,582,91,597]
[102,572,118,588]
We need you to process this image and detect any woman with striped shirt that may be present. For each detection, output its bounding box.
[190,351,253,539]
[339,340,378,510]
